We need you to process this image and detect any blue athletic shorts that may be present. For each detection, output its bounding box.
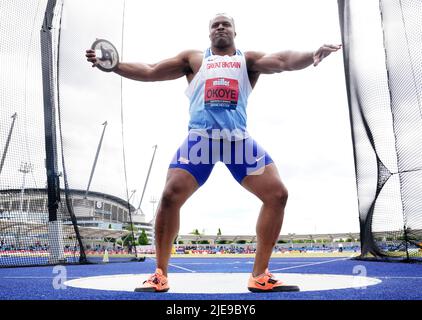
[169,133,273,186]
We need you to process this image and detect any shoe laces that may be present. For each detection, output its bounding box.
[144,272,164,285]
[253,269,274,280]
[265,270,280,284]
[264,269,275,278]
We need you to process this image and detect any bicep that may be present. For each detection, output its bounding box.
[147,52,193,81]
[247,51,288,74]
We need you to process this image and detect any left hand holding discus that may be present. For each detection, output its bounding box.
[86,39,119,72]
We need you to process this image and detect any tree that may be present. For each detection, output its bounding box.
[120,224,138,249]
[121,233,135,246]
[190,229,201,236]
[217,228,222,236]
[138,229,149,245]
[189,229,202,245]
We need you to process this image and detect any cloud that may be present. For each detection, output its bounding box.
[1,0,359,236]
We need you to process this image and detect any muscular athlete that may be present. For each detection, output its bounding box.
[86,13,341,292]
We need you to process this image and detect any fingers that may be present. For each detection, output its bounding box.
[323,44,342,51]
[319,44,342,55]
[313,44,342,66]
[313,50,327,67]
[85,49,97,67]
[85,49,96,59]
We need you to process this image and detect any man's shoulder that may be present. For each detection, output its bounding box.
[179,49,203,59]
[244,51,266,62]
[243,51,266,73]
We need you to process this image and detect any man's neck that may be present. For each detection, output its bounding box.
[210,46,237,56]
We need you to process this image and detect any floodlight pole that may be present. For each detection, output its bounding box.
[127,189,136,219]
[85,121,108,199]
[137,144,157,213]
[0,113,17,178]
[19,162,33,213]
[128,189,136,202]
[150,196,157,221]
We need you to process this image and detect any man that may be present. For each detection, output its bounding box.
[86,13,341,293]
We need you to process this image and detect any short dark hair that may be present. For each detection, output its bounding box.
[209,13,235,31]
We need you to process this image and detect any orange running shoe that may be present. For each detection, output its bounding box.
[248,269,300,292]
[134,268,170,292]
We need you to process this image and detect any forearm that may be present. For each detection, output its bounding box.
[87,49,197,81]
[282,51,314,71]
[247,50,315,74]
[114,56,189,82]
[247,44,340,74]
[114,62,157,82]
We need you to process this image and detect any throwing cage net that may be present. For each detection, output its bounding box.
[338,0,422,261]
[0,0,146,267]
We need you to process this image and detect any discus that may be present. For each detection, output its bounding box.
[90,39,119,72]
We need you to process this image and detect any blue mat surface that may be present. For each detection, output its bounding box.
[0,257,421,300]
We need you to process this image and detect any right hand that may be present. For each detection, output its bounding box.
[85,49,98,68]
[313,44,342,67]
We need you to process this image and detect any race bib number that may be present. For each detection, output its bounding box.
[204,78,239,110]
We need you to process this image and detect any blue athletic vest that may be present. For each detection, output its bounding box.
[185,48,252,140]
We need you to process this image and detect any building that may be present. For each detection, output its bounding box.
[0,188,154,244]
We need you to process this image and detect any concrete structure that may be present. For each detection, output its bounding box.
[0,188,154,243]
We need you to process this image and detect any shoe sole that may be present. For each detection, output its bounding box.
[248,285,300,292]
[134,287,169,293]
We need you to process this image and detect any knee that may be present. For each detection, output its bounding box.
[264,185,288,208]
[160,182,186,208]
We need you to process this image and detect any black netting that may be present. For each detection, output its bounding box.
[339,0,422,261]
[0,0,146,267]
[0,0,82,267]
[57,0,143,263]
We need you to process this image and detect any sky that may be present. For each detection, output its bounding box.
[1,0,360,236]
[117,0,360,235]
